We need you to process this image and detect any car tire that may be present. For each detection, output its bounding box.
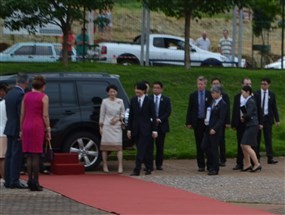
[117,54,140,65]
[63,131,101,171]
[201,59,222,67]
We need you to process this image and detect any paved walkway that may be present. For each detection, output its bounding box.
[1,157,284,215]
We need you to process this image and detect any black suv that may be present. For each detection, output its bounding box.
[0,72,131,170]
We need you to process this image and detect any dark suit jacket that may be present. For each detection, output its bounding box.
[222,92,230,125]
[149,94,171,133]
[127,95,157,137]
[231,93,242,129]
[209,99,227,134]
[4,86,25,137]
[254,90,280,125]
[242,97,259,127]
[186,90,212,129]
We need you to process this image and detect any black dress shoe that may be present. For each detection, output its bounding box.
[156,166,163,170]
[4,183,10,188]
[10,182,28,189]
[143,167,153,171]
[208,171,218,176]
[145,170,152,175]
[233,165,242,170]
[219,162,226,167]
[198,168,205,172]
[268,159,278,164]
[130,171,140,176]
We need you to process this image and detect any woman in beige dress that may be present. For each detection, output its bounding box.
[0,83,8,185]
[99,85,125,173]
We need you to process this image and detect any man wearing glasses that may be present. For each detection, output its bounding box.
[254,78,280,164]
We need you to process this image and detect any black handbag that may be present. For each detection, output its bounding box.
[45,140,54,162]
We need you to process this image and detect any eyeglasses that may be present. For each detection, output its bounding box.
[261,83,268,86]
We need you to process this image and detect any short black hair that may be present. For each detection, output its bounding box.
[135,82,147,91]
[0,82,8,93]
[242,85,252,94]
[106,84,118,92]
[261,78,271,85]
[211,77,221,84]
[153,81,163,88]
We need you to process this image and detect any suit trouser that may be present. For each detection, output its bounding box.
[236,124,246,167]
[219,126,226,163]
[4,136,23,186]
[194,119,207,169]
[257,115,273,160]
[206,135,220,172]
[154,128,166,168]
[134,133,153,172]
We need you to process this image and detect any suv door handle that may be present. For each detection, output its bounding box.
[64,110,75,115]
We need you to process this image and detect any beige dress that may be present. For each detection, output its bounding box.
[0,99,7,158]
[99,98,125,151]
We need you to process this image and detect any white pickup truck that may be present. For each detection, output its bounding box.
[95,34,237,67]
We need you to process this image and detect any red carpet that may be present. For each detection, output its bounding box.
[34,174,272,215]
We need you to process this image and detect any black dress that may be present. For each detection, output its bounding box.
[240,97,259,146]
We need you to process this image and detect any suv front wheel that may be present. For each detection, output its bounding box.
[63,131,101,171]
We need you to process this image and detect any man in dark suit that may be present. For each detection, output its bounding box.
[149,81,171,170]
[231,78,252,170]
[254,78,280,164]
[4,73,29,188]
[204,86,227,175]
[186,76,212,172]
[211,78,230,167]
[127,82,157,176]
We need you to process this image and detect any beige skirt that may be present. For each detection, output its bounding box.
[0,136,7,158]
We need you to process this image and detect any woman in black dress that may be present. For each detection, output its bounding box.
[240,86,261,172]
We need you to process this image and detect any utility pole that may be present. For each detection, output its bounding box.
[281,0,284,70]
[140,2,146,66]
[141,1,150,66]
[238,8,243,68]
[83,6,86,62]
[232,5,237,67]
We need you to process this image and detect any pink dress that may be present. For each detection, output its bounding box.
[22,92,45,153]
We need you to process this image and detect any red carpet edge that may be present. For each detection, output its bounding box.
[28,174,274,215]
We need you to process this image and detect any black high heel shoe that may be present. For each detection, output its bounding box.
[250,165,262,172]
[28,180,43,191]
[241,166,252,172]
[34,183,43,191]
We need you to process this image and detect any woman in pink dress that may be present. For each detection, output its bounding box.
[20,75,51,191]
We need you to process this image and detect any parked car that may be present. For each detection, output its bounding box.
[0,72,131,170]
[95,34,239,67]
[53,43,77,62]
[0,42,76,63]
[264,56,285,69]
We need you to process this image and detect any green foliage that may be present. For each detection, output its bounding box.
[0,0,114,66]
[1,63,284,158]
[250,0,280,37]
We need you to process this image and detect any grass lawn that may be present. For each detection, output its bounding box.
[0,62,284,159]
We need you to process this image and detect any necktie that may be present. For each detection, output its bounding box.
[199,91,205,118]
[262,91,266,115]
[155,96,159,117]
[138,98,141,108]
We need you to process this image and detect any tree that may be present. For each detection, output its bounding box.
[250,0,280,43]
[0,0,114,66]
[144,0,248,69]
